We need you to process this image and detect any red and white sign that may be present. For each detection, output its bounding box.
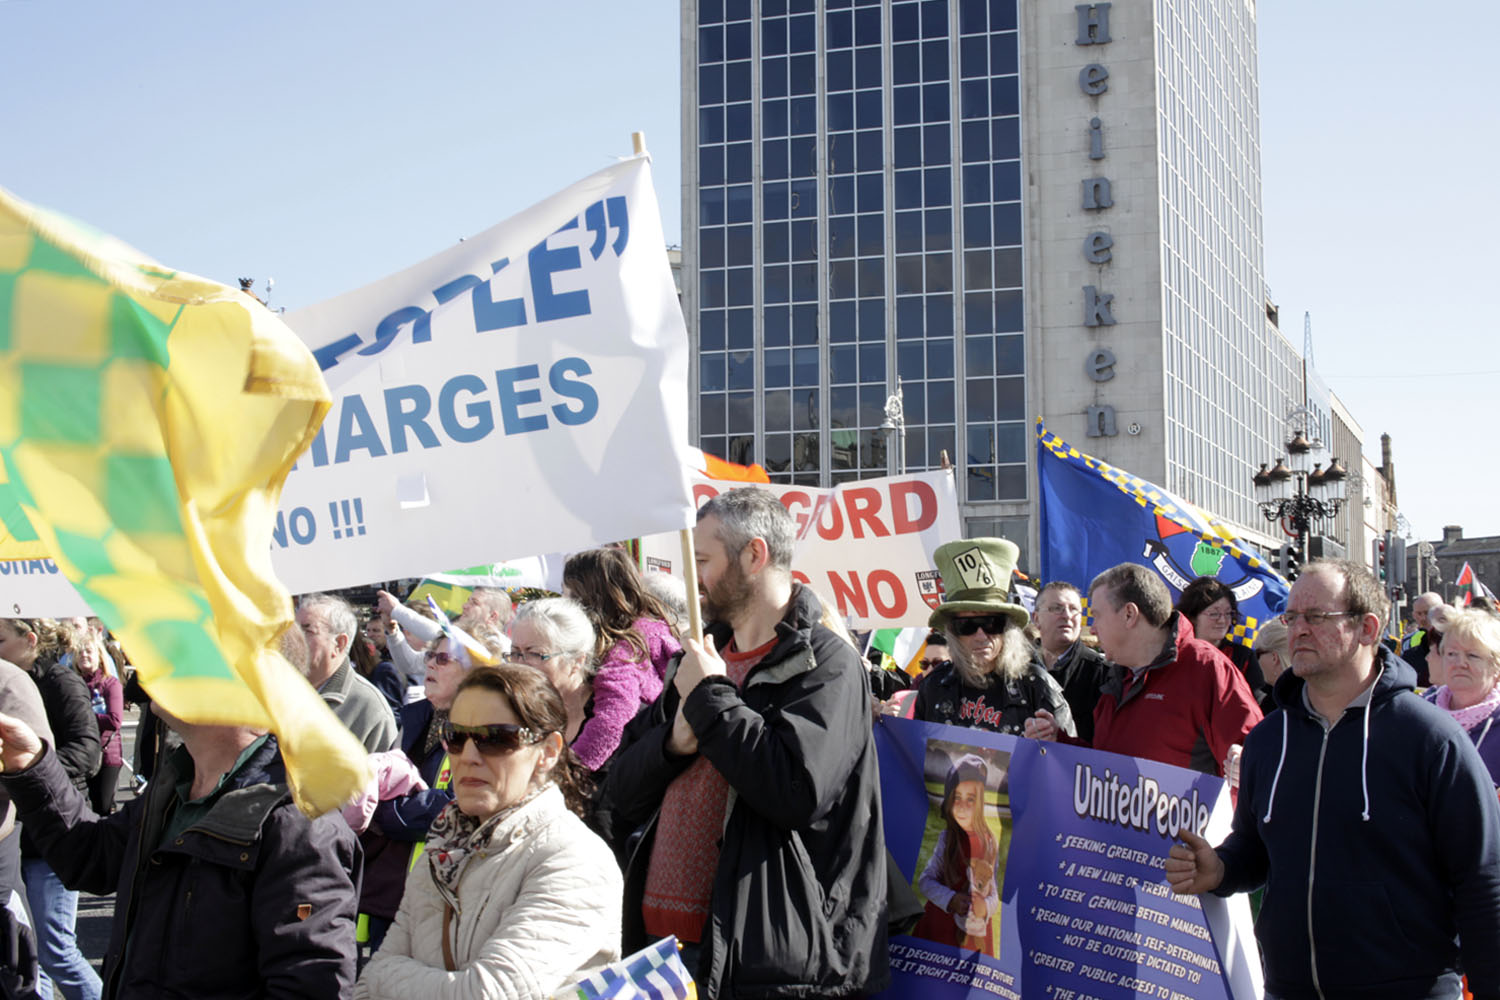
[641,470,961,630]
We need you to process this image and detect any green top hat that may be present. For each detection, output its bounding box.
[928,537,1030,630]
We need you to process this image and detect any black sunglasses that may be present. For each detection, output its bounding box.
[951,615,1009,636]
[440,721,544,756]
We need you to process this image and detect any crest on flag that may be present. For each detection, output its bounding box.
[916,570,945,611]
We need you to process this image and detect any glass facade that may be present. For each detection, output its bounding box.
[691,0,1025,497]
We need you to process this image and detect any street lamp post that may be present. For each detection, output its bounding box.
[1253,429,1348,580]
[881,380,906,476]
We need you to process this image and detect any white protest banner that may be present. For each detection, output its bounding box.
[272,154,695,594]
[0,558,93,618]
[641,470,962,630]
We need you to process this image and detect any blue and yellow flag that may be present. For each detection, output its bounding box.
[1037,420,1288,646]
[0,186,369,814]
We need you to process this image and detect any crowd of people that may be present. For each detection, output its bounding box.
[0,485,1495,998]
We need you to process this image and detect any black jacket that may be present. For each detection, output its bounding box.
[606,584,889,999]
[1216,649,1500,999]
[3,736,361,999]
[1040,640,1108,743]
[26,654,100,792]
[914,656,1075,737]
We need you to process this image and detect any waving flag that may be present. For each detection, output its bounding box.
[1455,562,1496,607]
[1037,421,1289,646]
[0,185,368,814]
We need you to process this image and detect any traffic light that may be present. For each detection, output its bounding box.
[1278,542,1302,581]
[1374,537,1387,585]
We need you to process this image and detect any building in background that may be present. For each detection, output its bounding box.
[682,0,1318,569]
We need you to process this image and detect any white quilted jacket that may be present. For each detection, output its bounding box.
[355,784,622,1000]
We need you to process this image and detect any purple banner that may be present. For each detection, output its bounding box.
[873,718,1261,1000]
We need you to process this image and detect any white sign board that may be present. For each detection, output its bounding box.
[641,470,962,630]
[270,155,696,594]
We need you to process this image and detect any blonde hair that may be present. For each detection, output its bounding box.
[1438,609,1500,687]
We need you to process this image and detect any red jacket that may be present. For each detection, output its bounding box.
[1090,613,1262,775]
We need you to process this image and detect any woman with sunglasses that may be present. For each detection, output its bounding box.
[1174,577,1267,703]
[912,539,1076,738]
[356,664,621,999]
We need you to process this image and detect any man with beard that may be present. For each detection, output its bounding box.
[606,487,889,999]
[1034,562,1260,776]
[912,538,1075,738]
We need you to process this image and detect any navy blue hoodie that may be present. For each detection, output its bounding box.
[1215,647,1500,999]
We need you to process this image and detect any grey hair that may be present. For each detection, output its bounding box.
[946,621,1033,686]
[464,587,515,628]
[1438,609,1500,687]
[697,487,796,571]
[512,597,598,680]
[297,593,357,654]
[640,572,689,635]
[1252,618,1289,661]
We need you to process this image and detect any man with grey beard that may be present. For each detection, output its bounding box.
[912,538,1074,737]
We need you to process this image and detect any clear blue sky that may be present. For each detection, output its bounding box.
[2,1,1489,542]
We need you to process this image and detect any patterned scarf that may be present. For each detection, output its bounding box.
[421,707,449,761]
[1433,683,1500,732]
[426,784,548,912]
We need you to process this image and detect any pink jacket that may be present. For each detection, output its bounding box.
[571,617,680,771]
[342,750,427,833]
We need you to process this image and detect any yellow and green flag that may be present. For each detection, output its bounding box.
[0,186,368,814]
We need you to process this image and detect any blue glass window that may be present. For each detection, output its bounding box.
[790,55,816,95]
[968,466,995,501]
[966,296,994,338]
[855,6,881,44]
[725,21,751,59]
[858,257,884,296]
[763,139,789,181]
[994,247,1022,288]
[792,263,818,301]
[959,0,986,33]
[893,85,921,126]
[993,160,1020,197]
[830,260,856,299]
[895,211,922,253]
[700,394,726,436]
[792,220,818,261]
[928,429,958,473]
[961,80,988,119]
[996,466,1025,500]
[827,93,854,131]
[856,130,882,171]
[726,142,753,183]
[924,168,951,207]
[990,32,1018,75]
[967,380,995,423]
[827,50,853,91]
[858,214,885,255]
[725,0,750,21]
[700,227,725,268]
[728,309,754,349]
[963,205,990,247]
[996,334,1023,375]
[926,296,954,337]
[764,306,791,346]
[993,202,1022,245]
[859,342,885,378]
[831,386,858,428]
[896,256,923,295]
[894,126,922,169]
[793,345,820,383]
[828,132,854,174]
[962,163,989,203]
[959,35,987,77]
[700,0,723,25]
[992,117,1020,160]
[791,97,818,134]
[895,170,923,209]
[898,341,924,380]
[764,182,789,220]
[991,75,1020,116]
[856,173,883,212]
[893,44,921,85]
[995,422,1025,462]
[925,253,952,293]
[762,57,788,99]
[763,222,789,263]
[829,175,855,214]
[831,345,857,382]
[855,47,882,89]
[830,300,857,342]
[728,392,754,434]
[922,0,947,35]
[995,289,1024,331]
[763,100,788,138]
[700,26,724,62]
[923,123,951,165]
[989,0,1018,31]
[764,265,790,303]
[826,9,853,47]
[700,146,724,186]
[859,300,885,342]
[964,250,991,288]
[791,136,817,177]
[855,90,882,129]
[922,40,948,82]
[996,376,1024,420]
[700,106,724,143]
[727,185,753,222]
[929,380,955,422]
[762,17,788,56]
[726,61,751,102]
[727,268,753,306]
[829,215,855,257]
[726,103,752,140]
[961,120,989,163]
[925,208,952,250]
[897,296,924,338]
[790,178,818,216]
[700,353,726,391]
[963,335,992,379]
[700,65,723,104]
[893,3,920,41]
[700,310,725,350]
[923,82,949,120]
[927,338,954,378]
[701,188,725,225]
[728,351,755,390]
[768,350,792,389]
[789,13,816,52]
